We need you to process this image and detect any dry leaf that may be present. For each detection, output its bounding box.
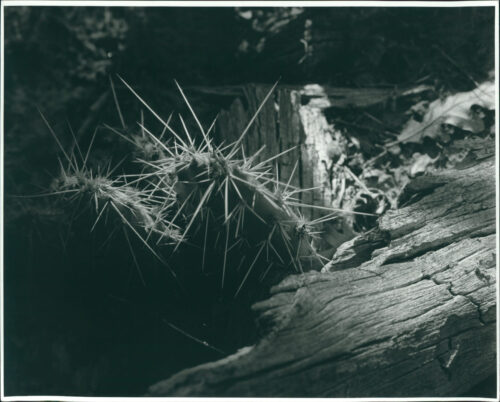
[410,153,439,177]
[398,81,495,144]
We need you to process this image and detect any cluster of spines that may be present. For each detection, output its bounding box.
[38,76,372,297]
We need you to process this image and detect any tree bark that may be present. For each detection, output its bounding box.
[147,138,496,397]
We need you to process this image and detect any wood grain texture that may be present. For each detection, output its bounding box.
[148,142,496,397]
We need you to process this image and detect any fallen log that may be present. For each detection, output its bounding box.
[147,138,496,397]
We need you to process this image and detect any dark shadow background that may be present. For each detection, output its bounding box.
[3,5,496,396]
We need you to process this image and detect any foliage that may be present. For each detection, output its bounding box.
[397,80,495,144]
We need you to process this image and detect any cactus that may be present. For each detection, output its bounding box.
[46,77,368,299]
[110,77,361,298]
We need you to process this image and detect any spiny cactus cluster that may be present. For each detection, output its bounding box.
[45,77,358,299]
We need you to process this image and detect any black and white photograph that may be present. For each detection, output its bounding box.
[1,1,498,399]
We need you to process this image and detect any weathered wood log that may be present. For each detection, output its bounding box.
[147,140,496,397]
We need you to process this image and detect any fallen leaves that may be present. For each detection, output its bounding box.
[396,80,495,144]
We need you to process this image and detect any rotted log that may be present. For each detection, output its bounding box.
[147,137,496,397]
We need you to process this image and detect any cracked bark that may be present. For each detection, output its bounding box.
[147,102,496,397]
